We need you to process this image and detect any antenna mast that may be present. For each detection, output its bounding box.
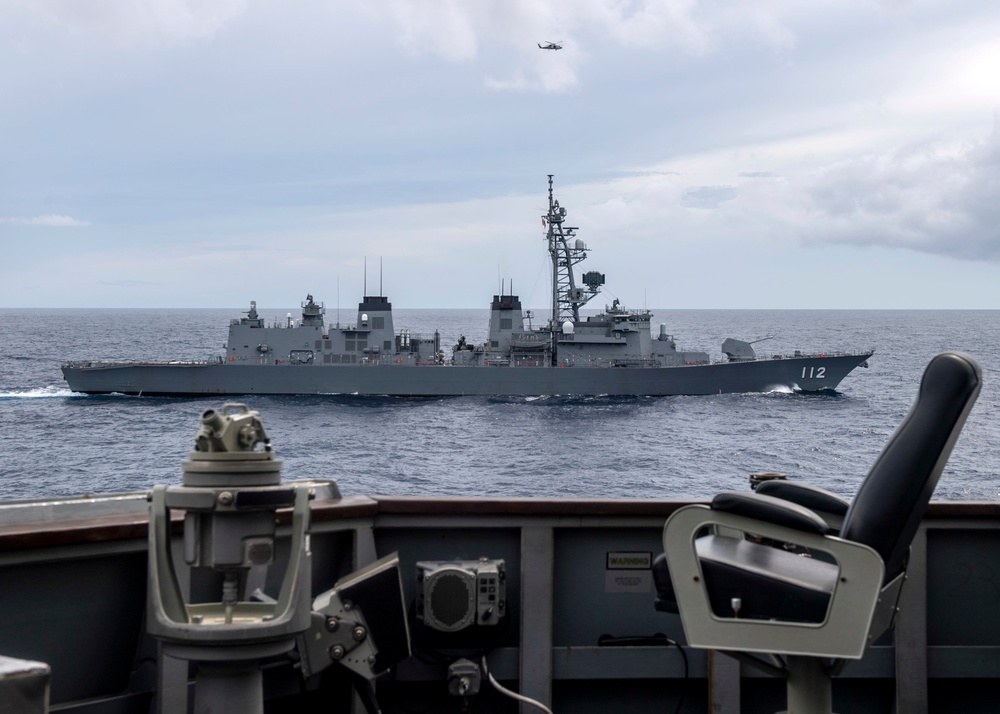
[545,175,600,326]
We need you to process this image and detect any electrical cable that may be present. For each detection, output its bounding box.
[669,637,688,714]
[481,655,554,714]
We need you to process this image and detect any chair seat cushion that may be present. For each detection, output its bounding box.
[653,552,679,613]
[655,535,840,623]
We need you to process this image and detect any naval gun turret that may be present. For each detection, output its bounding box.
[722,338,757,362]
[722,336,774,363]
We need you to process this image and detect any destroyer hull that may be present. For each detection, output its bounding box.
[59,177,874,399]
[62,353,871,396]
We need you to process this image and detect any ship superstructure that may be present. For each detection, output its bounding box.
[226,294,440,367]
[61,176,873,396]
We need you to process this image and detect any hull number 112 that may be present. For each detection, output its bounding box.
[802,367,826,379]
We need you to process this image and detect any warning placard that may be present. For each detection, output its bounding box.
[605,551,653,593]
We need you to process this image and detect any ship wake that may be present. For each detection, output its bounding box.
[0,386,77,399]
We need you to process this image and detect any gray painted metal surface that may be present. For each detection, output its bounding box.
[1,495,1000,712]
[61,352,873,396]
[61,178,873,397]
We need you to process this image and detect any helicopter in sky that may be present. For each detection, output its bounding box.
[537,41,563,50]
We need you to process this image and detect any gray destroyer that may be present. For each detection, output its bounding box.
[61,176,873,396]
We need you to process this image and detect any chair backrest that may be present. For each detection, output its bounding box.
[841,352,981,581]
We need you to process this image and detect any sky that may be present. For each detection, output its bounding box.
[1,0,1000,310]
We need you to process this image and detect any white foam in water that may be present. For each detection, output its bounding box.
[0,386,77,399]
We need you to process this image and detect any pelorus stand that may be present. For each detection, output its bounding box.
[146,404,312,714]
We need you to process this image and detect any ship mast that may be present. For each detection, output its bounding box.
[545,175,604,327]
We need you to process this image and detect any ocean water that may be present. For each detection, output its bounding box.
[1,308,999,502]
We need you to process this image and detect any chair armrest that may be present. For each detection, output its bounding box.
[754,481,849,516]
[663,504,885,659]
[711,492,829,535]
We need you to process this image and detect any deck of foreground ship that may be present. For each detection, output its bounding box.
[0,491,996,712]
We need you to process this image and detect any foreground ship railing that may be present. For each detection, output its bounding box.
[3,493,1000,713]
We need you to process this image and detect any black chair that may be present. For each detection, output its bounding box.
[654,351,981,714]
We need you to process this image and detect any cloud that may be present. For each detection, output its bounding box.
[372,0,719,60]
[800,121,1000,260]
[585,0,714,53]
[381,0,478,62]
[742,7,797,53]
[485,55,580,93]
[20,0,249,45]
[98,279,162,287]
[538,119,1000,268]
[0,214,89,226]
[681,185,738,209]
[368,0,797,93]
